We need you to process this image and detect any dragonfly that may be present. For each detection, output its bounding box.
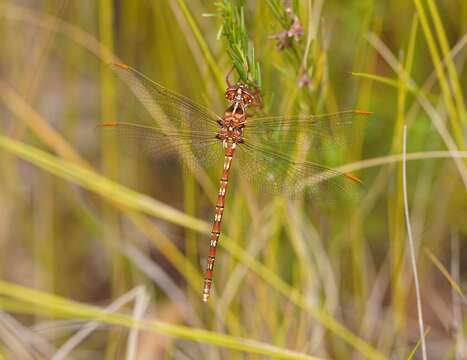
[102,63,371,302]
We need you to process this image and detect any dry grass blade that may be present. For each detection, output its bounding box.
[0,311,55,359]
[402,125,427,360]
[0,134,209,233]
[0,281,324,360]
[424,248,466,304]
[52,287,149,360]
[0,134,385,357]
[406,328,431,360]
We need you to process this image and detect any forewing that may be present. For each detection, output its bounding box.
[103,64,224,169]
[112,63,222,134]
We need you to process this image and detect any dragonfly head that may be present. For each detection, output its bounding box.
[225,83,260,108]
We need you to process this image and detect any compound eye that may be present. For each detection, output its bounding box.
[225,90,236,100]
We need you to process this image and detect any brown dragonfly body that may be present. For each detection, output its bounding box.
[203,85,257,301]
[103,63,370,302]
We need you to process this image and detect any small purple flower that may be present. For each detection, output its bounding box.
[298,69,311,88]
[270,30,291,50]
[270,11,304,50]
[288,16,304,42]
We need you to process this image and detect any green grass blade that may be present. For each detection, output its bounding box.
[222,240,388,360]
[173,0,224,92]
[412,0,465,148]
[426,0,466,125]
[0,134,385,359]
[0,134,209,233]
[0,280,323,360]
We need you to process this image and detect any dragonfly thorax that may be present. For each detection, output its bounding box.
[216,122,244,144]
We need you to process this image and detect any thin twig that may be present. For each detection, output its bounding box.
[402,125,427,360]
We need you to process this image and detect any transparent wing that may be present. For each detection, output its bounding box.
[102,64,225,168]
[235,140,362,200]
[101,121,223,168]
[243,110,371,154]
[112,63,222,134]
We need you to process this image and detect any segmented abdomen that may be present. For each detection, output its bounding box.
[202,143,236,302]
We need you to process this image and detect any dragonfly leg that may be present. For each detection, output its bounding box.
[225,66,236,87]
[250,88,263,108]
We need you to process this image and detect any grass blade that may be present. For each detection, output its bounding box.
[0,280,323,360]
[402,125,427,360]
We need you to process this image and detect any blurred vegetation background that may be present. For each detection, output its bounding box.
[0,0,466,359]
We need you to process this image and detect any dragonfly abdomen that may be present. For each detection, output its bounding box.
[202,143,236,302]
